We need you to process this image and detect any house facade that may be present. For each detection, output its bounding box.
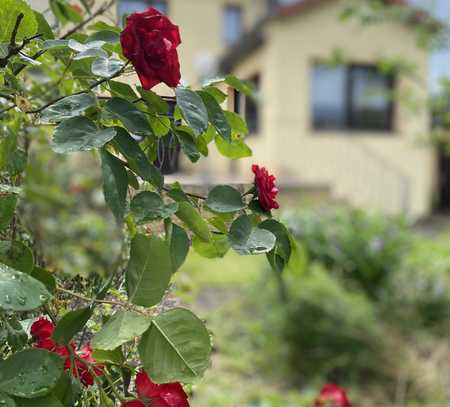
[28,0,435,219]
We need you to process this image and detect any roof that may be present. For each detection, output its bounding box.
[220,0,438,73]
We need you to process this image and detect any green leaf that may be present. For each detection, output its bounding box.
[175,202,210,242]
[91,348,125,365]
[30,267,56,294]
[92,57,124,78]
[52,307,92,345]
[51,117,116,153]
[203,86,227,104]
[126,234,172,307]
[0,263,51,311]
[0,241,33,274]
[50,0,82,25]
[52,372,79,407]
[34,11,54,40]
[41,94,96,122]
[259,219,292,273]
[101,149,128,224]
[4,315,27,352]
[113,128,163,188]
[0,195,16,231]
[198,91,231,142]
[5,150,27,176]
[138,88,169,114]
[224,75,253,96]
[130,192,178,223]
[169,224,190,272]
[224,111,248,135]
[175,88,208,136]
[149,115,170,137]
[193,234,230,259]
[229,215,276,255]
[138,308,211,383]
[91,311,151,351]
[105,97,151,135]
[88,30,119,43]
[215,136,252,160]
[0,0,38,44]
[110,81,138,101]
[176,129,201,163]
[0,349,64,399]
[206,185,245,213]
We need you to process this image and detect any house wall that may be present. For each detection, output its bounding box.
[228,0,434,218]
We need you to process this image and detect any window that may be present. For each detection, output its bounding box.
[223,5,243,47]
[234,75,260,135]
[118,0,168,25]
[311,63,394,131]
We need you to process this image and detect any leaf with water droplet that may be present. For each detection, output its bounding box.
[0,263,51,311]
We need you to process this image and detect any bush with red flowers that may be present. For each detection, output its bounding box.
[0,2,294,406]
[315,384,352,407]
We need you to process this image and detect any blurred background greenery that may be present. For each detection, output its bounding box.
[23,134,450,407]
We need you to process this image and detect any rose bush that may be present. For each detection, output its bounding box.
[0,1,295,406]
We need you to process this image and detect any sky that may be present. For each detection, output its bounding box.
[409,0,450,92]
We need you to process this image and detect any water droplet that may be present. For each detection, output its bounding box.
[40,365,48,373]
[10,274,17,280]
[4,295,11,304]
[39,294,48,302]
[17,296,26,305]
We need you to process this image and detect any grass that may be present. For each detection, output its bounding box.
[173,251,314,407]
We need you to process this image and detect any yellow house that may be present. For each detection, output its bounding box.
[28,0,436,219]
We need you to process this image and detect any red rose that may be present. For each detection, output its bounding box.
[121,371,189,407]
[315,384,352,407]
[252,164,279,212]
[71,4,83,15]
[31,317,103,387]
[120,7,182,90]
[30,317,54,340]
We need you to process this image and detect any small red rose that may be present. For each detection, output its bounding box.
[30,317,54,340]
[121,371,189,407]
[120,7,182,90]
[315,384,352,407]
[252,164,279,212]
[30,318,103,387]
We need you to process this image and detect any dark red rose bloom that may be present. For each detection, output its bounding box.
[121,371,189,407]
[120,7,181,90]
[31,317,103,387]
[315,384,352,407]
[252,164,279,212]
[30,317,54,340]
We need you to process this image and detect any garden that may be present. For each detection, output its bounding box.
[0,1,449,407]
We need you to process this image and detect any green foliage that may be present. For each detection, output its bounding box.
[126,234,172,307]
[138,308,212,383]
[41,93,97,122]
[0,195,16,231]
[206,185,245,213]
[285,209,410,298]
[0,263,51,311]
[0,349,64,399]
[175,87,209,136]
[229,215,276,255]
[92,311,151,351]
[53,307,92,344]
[130,191,178,223]
[0,0,37,43]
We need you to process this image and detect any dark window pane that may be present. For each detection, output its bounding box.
[245,76,260,134]
[118,0,168,25]
[350,66,393,130]
[312,65,347,129]
[224,5,242,47]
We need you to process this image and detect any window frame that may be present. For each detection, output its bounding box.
[310,62,396,134]
[118,0,169,25]
[233,74,261,136]
[223,4,243,47]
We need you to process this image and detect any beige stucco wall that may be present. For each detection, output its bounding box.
[212,0,433,219]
